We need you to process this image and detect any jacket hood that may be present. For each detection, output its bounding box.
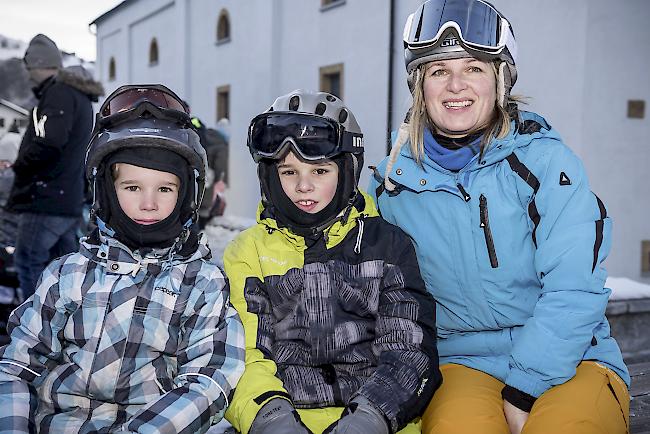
[56,66,105,100]
[79,228,211,275]
[255,189,379,248]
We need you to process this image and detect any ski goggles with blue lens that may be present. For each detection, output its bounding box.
[403,0,515,56]
[248,112,363,163]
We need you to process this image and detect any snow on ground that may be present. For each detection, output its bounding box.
[607,277,650,300]
[202,215,256,267]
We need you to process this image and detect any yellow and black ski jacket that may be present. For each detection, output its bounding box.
[224,191,441,433]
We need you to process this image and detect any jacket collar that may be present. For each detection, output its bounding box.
[79,229,211,276]
[384,111,558,193]
[32,75,56,99]
[255,190,379,249]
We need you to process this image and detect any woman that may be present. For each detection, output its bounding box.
[369,1,630,433]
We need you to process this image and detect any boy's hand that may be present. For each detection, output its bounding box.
[323,396,389,434]
[504,399,529,434]
[250,398,313,434]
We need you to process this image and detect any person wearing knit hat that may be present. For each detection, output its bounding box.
[370,1,629,434]
[22,34,63,86]
[7,34,102,301]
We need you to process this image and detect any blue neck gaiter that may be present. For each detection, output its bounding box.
[423,128,481,171]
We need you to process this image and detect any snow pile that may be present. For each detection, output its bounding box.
[202,215,256,267]
[607,276,650,300]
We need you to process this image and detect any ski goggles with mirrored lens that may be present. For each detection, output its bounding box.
[403,0,514,55]
[97,84,190,129]
[248,112,363,163]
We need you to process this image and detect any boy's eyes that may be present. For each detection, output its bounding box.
[279,168,332,176]
[121,185,176,192]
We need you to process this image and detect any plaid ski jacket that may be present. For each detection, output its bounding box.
[224,191,442,434]
[0,230,245,433]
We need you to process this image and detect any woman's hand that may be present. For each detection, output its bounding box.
[503,399,529,434]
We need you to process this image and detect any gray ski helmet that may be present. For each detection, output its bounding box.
[403,0,518,102]
[266,89,364,183]
[85,116,208,223]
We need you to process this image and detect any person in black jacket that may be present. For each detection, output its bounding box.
[6,34,103,300]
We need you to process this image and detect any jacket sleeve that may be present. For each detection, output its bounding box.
[122,268,245,433]
[505,142,612,398]
[223,232,291,434]
[0,259,70,433]
[354,225,442,432]
[12,85,75,175]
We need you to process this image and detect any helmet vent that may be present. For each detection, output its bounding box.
[315,103,327,115]
[338,109,348,123]
[326,95,337,102]
[289,96,300,111]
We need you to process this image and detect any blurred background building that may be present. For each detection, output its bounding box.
[91,0,650,282]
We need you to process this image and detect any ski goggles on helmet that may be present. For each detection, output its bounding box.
[248,112,363,163]
[96,84,190,130]
[403,0,515,56]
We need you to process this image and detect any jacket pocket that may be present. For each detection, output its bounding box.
[479,194,499,268]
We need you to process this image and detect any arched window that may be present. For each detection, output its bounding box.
[149,38,159,65]
[216,9,231,43]
[108,57,116,81]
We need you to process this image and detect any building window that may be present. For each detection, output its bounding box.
[216,85,230,121]
[0,118,5,128]
[216,9,231,43]
[628,100,645,119]
[321,0,345,10]
[108,57,116,81]
[319,63,344,99]
[643,240,650,275]
[149,38,159,66]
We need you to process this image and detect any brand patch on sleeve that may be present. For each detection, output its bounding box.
[559,172,571,186]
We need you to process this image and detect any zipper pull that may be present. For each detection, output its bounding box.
[457,183,471,202]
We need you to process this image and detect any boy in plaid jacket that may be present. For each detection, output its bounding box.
[0,85,245,433]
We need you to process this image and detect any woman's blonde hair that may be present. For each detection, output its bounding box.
[408,61,519,163]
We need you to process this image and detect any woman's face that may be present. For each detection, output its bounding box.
[423,57,497,138]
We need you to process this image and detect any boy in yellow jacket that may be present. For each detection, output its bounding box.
[224,90,441,434]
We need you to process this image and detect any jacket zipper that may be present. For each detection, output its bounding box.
[85,289,114,398]
[479,194,499,268]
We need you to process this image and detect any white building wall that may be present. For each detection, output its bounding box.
[94,0,650,280]
[581,0,650,282]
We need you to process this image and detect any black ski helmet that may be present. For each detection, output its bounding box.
[85,85,207,239]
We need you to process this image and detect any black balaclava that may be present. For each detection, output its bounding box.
[99,147,193,250]
[259,153,357,236]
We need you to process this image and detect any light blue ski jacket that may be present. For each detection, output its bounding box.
[369,111,629,398]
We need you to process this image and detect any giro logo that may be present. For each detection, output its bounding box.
[441,36,460,47]
[353,136,363,148]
